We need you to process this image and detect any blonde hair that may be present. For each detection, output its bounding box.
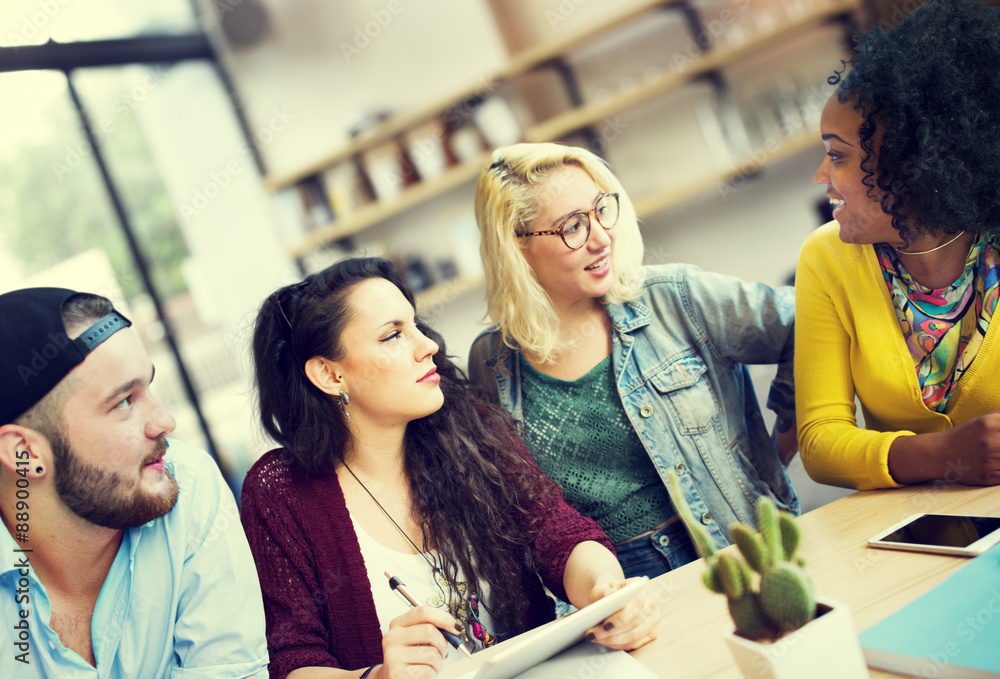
[475,142,644,363]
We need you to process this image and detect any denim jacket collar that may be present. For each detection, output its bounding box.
[606,297,652,335]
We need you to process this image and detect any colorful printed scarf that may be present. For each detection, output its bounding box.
[876,233,999,412]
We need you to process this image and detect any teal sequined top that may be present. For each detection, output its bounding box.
[519,353,675,544]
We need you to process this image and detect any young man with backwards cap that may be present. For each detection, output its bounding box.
[0,288,268,678]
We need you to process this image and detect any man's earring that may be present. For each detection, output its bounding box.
[34,465,44,475]
[338,389,350,422]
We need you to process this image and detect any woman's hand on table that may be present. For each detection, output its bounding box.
[944,411,1000,485]
[584,578,660,652]
[891,411,1000,486]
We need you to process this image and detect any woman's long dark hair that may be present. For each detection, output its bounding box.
[251,257,550,636]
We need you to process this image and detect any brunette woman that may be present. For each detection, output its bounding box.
[242,257,658,679]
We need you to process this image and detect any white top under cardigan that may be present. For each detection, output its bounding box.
[349,513,496,661]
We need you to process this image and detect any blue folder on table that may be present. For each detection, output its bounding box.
[859,544,1000,678]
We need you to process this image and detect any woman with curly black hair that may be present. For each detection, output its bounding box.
[241,257,658,679]
[796,0,1000,490]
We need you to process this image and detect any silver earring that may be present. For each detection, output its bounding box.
[338,389,350,421]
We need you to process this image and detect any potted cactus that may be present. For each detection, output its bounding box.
[667,471,869,678]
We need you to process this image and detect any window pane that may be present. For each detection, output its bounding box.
[0,71,123,287]
[72,62,293,485]
[0,0,197,47]
[0,69,219,466]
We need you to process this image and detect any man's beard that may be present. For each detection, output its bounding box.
[51,435,179,530]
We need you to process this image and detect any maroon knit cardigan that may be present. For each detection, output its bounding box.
[240,440,613,679]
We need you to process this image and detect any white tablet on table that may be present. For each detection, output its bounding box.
[474,576,651,679]
[867,513,1000,557]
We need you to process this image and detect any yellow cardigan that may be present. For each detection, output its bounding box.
[795,221,1000,489]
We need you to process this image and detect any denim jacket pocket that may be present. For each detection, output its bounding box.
[648,355,720,435]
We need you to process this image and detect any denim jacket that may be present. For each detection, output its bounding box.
[468,264,799,550]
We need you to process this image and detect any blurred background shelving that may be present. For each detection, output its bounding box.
[2,0,903,510]
[277,0,859,276]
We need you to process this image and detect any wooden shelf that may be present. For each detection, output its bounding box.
[501,0,684,79]
[287,2,855,257]
[263,0,684,191]
[265,98,488,193]
[414,275,485,310]
[526,0,858,143]
[633,130,823,219]
[290,151,491,258]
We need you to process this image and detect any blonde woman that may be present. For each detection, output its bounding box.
[468,142,799,579]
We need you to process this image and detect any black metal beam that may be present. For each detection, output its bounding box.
[0,33,213,73]
[64,72,228,481]
[2,24,262,490]
[676,0,713,53]
[0,30,268,196]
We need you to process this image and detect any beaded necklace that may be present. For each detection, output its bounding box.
[342,461,498,649]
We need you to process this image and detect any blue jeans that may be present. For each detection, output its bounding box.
[553,520,700,618]
[614,520,699,580]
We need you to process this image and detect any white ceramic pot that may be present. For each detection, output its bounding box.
[724,598,870,679]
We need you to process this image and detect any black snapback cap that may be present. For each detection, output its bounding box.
[0,287,132,425]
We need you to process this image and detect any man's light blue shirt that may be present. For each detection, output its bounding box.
[1,439,269,678]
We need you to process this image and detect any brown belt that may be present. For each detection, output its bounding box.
[615,515,681,546]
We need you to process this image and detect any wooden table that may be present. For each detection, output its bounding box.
[442,483,1000,678]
